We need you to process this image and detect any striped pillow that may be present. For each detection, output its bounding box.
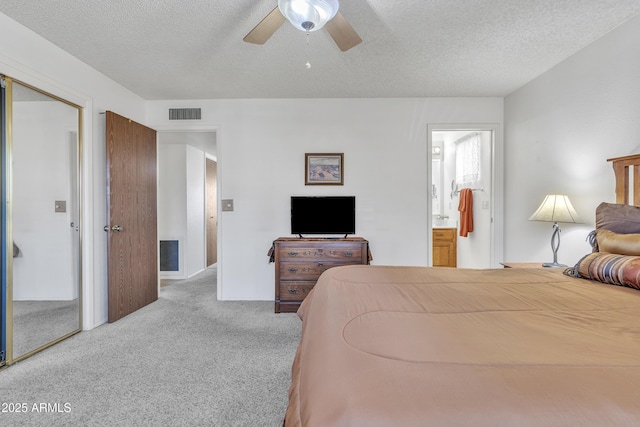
[575,252,640,290]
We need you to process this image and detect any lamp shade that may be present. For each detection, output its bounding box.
[278,0,339,32]
[528,194,581,224]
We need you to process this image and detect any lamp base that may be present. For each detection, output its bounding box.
[542,262,566,268]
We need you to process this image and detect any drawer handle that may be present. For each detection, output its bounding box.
[435,233,445,237]
[344,251,353,257]
[288,268,298,273]
[287,251,298,257]
[287,289,298,294]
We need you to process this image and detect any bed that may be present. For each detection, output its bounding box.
[283,154,640,426]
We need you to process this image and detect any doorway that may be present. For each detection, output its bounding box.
[428,125,496,269]
[157,131,217,281]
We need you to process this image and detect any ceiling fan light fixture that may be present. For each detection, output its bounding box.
[278,0,339,32]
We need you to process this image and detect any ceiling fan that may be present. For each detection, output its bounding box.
[244,0,362,52]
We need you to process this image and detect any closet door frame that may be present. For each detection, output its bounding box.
[0,75,83,365]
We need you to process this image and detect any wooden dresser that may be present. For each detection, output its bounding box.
[432,228,457,267]
[272,237,370,313]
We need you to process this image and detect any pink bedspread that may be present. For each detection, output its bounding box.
[285,265,640,426]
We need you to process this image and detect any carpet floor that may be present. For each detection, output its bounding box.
[0,267,302,426]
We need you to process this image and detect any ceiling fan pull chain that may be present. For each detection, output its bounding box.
[305,31,312,69]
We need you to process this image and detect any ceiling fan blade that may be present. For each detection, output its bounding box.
[243,7,286,45]
[325,12,362,52]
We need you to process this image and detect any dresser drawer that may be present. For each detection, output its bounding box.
[279,261,359,280]
[279,281,314,301]
[276,301,301,313]
[277,243,362,262]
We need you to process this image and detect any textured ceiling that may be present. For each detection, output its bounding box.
[1,0,639,100]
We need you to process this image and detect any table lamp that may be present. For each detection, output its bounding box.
[528,194,581,267]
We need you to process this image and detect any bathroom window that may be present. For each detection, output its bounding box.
[455,133,480,187]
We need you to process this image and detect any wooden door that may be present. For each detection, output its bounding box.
[206,158,218,266]
[106,111,157,323]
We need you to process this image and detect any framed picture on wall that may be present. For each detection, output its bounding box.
[305,153,344,185]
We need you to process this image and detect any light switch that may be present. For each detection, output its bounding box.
[222,199,234,211]
[55,200,67,213]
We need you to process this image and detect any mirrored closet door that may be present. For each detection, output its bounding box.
[1,76,82,365]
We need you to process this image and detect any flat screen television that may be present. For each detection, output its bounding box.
[291,196,356,237]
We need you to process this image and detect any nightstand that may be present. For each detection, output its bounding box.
[500,262,546,269]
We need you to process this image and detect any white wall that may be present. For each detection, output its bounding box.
[147,98,504,301]
[157,142,207,279]
[504,13,640,265]
[185,145,206,277]
[157,144,187,277]
[0,12,147,328]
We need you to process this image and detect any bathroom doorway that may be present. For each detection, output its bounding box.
[428,125,496,268]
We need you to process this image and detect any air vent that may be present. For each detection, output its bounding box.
[169,108,201,120]
[160,240,179,271]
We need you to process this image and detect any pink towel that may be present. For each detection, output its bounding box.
[458,188,474,237]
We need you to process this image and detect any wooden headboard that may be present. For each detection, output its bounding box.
[607,154,640,206]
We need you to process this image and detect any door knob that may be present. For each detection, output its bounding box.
[111,225,122,232]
